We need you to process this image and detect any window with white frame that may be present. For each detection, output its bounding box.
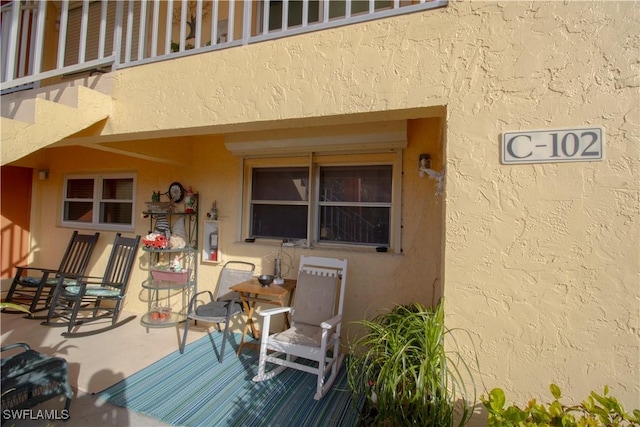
[251,167,310,239]
[62,174,136,230]
[245,153,399,249]
[318,164,392,245]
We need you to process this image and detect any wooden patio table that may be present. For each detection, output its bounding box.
[230,278,296,355]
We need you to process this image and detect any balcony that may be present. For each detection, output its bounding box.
[1,0,447,94]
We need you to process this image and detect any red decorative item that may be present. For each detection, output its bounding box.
[143,235,169,249]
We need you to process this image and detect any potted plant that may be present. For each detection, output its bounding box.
[346,299,476,426]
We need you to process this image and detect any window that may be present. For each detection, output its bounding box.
[251,167,309,239]
[246,154,400,249]
[318,165,392,245]
[62,174,136,231]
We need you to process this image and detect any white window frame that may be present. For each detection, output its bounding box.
[242,151,402,252]
[61,173,137,232]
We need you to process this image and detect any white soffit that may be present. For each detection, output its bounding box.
[224,121,407,157]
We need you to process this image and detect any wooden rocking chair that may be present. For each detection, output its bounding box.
[3,231,100,313]
[41,233,141,337]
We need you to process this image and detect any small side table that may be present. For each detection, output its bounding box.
[230,278,296,355]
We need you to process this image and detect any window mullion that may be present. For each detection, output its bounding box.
[309,157,318,245]
[251,200,308,206]
[318,201,392,208]
[94,176,102,225]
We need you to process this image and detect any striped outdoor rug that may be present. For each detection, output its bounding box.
[98,332,361,426]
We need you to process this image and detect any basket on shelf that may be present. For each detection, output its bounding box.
[151,268,190,283]
[145,202,173,213]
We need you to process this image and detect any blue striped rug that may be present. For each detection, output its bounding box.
[98,333,361,426]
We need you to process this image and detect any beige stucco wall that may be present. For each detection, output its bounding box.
[439,1,639,411]
[4,0,638,417]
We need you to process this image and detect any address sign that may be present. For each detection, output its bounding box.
[502,127,604,164]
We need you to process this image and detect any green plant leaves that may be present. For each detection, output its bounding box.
[480,384,640,427]
[488,388,506,411]
[551,383,562,400]
[346,300,476,426]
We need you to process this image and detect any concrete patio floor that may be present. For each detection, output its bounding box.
[2,311,490,427]
[1,311,213,427]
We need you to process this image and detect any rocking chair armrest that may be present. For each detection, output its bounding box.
[257,306,292,318]
[320,314,342,330]
[57,273,102,281]
[15,266,58,275]
[59,274,117,286]
[92,281,122,288]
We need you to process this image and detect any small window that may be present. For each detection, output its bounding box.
[62,174,136,230]
[250,167,309,239]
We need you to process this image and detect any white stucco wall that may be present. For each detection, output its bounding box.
[3,0,638,417]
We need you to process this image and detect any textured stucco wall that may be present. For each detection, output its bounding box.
[110,0,638,410]
[441,1,639,411]
[4,0,638,415]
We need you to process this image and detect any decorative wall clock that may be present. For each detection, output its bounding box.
[168,182,185,203]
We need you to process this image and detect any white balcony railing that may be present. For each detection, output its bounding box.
[1,0,447,93]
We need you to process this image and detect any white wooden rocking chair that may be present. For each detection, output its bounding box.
[253,256,348,400]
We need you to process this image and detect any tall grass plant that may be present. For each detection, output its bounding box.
[346,300,476,426]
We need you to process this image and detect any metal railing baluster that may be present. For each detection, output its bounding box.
[1,0,448,92]
[78,0,89,64]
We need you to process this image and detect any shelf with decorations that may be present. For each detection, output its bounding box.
[140,185,198,329]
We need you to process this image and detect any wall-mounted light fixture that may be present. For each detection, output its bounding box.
[418,154,444,196]
[37,169,49,180]
[418,154,431,175]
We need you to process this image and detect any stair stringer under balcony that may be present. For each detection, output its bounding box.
[1,86,112,166]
